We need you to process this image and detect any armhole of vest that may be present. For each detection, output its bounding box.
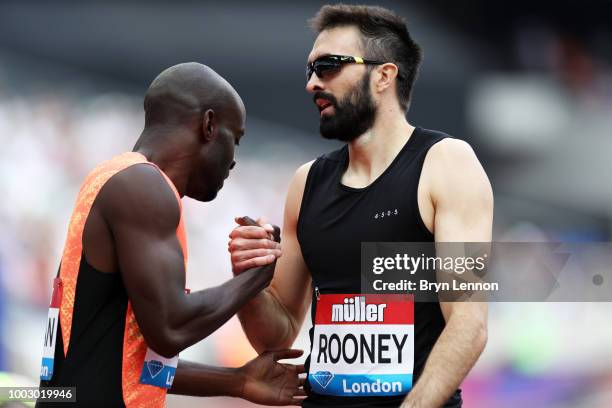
[412,135,451,240]
[296,157,321,243]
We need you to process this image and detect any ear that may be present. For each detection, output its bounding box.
[202,109,216,142]
[374,63,399,93]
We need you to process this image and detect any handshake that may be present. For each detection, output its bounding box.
[228,215,282,275]
[226,216,307,406]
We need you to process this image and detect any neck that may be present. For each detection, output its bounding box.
[133,128,192,197]
[343,108,415,187]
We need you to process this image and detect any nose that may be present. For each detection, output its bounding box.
[229,160,236,170]
[306,73,324,94]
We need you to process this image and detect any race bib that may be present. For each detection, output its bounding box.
[139,348,179,388]
[40,278,62,381]
[308,294,414,397]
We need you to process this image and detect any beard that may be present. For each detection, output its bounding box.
[317,71,377,142]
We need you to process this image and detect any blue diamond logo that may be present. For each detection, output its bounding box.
[147,360,164,378]
[312,371,334,388]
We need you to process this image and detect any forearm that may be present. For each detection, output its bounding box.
[401,314,487,408]
[158,263,275,356]
[169,359,243,397]
[238,287,298,353]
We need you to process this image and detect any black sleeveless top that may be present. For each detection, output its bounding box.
[37,257,128,408]
[297,127,462,407]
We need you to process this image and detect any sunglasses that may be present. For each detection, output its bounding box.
[306,54,385,81]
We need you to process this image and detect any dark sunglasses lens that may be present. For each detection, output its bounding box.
[306,65,314,80]
[314,60,340,78]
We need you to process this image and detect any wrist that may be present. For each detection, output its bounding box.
[235,366,247,399]
[401,392,424,408]
[242,262,275,290]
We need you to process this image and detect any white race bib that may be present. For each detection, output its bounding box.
[40,278,62,381]
[308,294,414,397]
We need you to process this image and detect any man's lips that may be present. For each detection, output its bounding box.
[315,98,334,115]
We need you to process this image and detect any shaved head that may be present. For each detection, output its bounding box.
[143,62,244,129]
[135,62,246,202]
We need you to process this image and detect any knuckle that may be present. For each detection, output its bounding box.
[229,240,244,251]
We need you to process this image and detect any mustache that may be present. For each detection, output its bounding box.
[313,91,338,107]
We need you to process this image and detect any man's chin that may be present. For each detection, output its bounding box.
[320,131,340,140]
[189,189,219,203]
[319,117,338,139]
[320,123,357,142]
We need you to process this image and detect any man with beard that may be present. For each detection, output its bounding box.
[229,5,492,408]
[37,63,305,407]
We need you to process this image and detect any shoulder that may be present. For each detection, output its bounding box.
[283,160,316,222]
[426,137,478,168]
[294,160,316,181]
[97,163,180,231]
[422,137,492,204]
[288,160,316,198]
[286,145,345,208]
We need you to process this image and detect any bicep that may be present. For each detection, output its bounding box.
[113,218,186,321]
[426,140,492,323]
[101,165,187,349]
[430,139,493,242]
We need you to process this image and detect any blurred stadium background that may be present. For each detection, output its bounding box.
[1,1,611,407]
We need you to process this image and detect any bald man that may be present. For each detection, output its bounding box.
[37,63,304,408]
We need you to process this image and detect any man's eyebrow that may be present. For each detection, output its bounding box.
[307,52,331,64]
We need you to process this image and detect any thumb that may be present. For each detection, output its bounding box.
[272,349,304,361]
[235,216,258,226]
[257,216,275,237]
